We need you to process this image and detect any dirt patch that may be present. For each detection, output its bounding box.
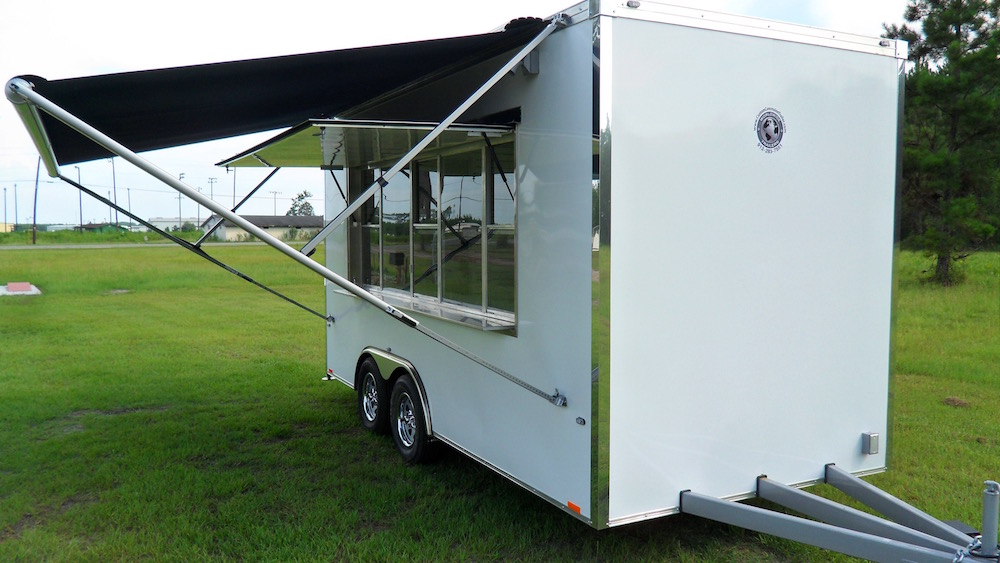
[67,405,170,418]
[104,289,131,295]
[943,396,970,408]
[35,406,170,441]
[0,492,98,542]
[1,514,37,542]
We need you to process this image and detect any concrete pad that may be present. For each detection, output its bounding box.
[1,282,42,296]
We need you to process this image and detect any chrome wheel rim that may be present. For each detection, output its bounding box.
[396,392,416,448]
[362,372,378,422]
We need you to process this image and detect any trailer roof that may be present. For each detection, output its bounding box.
[14,17,546,166]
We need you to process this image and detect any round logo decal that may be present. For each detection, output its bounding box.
[755,108,785,153]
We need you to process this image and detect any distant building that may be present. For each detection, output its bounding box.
[46,224,78,232]
[77,222,129,233]
[148,217,201,231]
[201,214,323,242]
[0,222,12,233]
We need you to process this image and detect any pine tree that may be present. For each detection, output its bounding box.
[885,0,1000,284]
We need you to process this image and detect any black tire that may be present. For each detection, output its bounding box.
[357,357,388,434]
[389,374,434,464]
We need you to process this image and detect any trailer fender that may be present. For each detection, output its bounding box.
[359,347,433,438]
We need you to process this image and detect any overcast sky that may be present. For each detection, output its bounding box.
[0,0,910,226]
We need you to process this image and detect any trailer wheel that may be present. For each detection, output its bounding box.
[390,374,432,463]
[357,358,388,434]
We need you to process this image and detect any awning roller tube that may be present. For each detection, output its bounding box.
[6,79,58,177]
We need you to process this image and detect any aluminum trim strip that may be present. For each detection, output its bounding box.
[605,472,888,528]
[590,10,612,530]
[603,1,906,58]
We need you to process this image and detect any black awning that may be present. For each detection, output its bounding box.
[17,17,546,165]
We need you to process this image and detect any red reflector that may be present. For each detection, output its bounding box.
[567,501,581,514]
[327,368,334,374]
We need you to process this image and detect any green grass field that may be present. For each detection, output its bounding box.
[0,245,996,561]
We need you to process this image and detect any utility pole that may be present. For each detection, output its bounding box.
[127,188,132,218]
[269,190,280,215]
[196,187,202,225]
[208,177,216,202]
[13,184,18,231]
[75,166,83,229]
[109,158,119,226]
[108,191,113,224]
[3,186,6,232]
[178,173,185,230]
[232,168,237,207]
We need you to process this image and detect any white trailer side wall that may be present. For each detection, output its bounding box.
[604,15,900,523]
[326,21,595,518]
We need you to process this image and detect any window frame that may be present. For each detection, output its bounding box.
[347,133,517,333]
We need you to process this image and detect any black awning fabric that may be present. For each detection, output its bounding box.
[19,17,546,165]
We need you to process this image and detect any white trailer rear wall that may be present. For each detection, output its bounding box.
[598,4,902,524]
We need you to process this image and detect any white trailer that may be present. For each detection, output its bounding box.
[9,2,999,560]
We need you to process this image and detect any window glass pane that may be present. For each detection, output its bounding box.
[487,227,516,312]
[380,167,410,291]
[365,225,381,287]
[441,152,483,306]
[364,182,379,286]
[489,142,516,225]
[488,141,516,313]
[413,160,438,299]
[350,166,379,287]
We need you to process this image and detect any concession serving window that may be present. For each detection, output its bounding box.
[220,120,518,332]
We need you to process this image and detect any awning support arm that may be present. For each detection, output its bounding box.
[195,167,281,247]
[299,14,567,258]
[58,173,330,322]
[7,75,402,315]
[5,50,568,407]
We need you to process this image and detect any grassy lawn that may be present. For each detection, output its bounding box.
[0,246,996,561]
[0,231,206,246]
